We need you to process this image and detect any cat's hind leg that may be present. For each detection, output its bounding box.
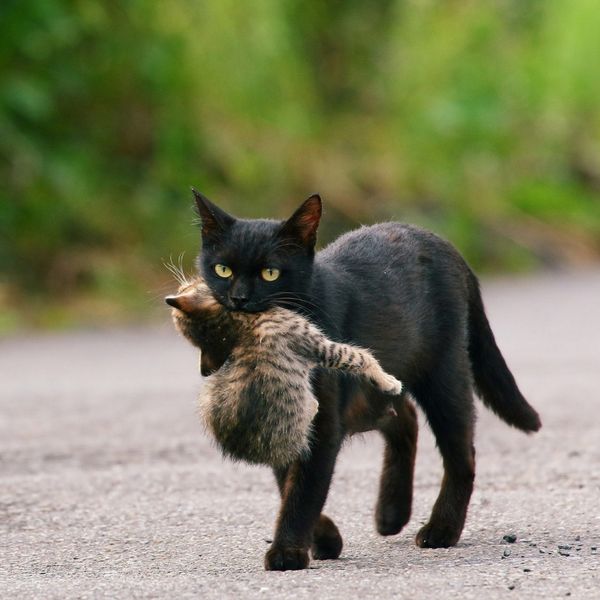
[375,396,419,536]
[413,363,476,548]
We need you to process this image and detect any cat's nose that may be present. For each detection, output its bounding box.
[229,293,248,309]
[229,288,249,309]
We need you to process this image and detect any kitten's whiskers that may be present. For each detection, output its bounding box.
[163,253,193,288]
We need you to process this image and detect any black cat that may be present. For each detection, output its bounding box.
[192,189,541,571]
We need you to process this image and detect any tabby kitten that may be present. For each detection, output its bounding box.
[191,189,541,572]
[167,277,403,468]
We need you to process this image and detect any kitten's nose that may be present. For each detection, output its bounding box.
[165,295,181,309]
[165,294,195,312]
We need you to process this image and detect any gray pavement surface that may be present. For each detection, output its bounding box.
[1,270,599,599]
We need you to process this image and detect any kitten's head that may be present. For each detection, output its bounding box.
[166,276,237,375]
[192,189,321,312]
[166,276,220,318]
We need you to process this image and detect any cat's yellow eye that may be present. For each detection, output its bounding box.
[261,267,280,282]
[214,264,233,278]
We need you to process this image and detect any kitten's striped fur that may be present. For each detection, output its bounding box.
[169,277,403,467]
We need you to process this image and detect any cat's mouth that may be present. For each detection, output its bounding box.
[223,300,266,313]
[217,294,269,313]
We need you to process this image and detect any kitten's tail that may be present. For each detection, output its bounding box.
[467,271,541,433]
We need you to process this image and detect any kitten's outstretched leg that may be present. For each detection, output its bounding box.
[375,397,418,536]
[265,373,344,571]
[291,323,403,396]
[311,339,403,396]
[330,345,404,396]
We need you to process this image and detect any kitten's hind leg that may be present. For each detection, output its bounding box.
[317,340,404,396]
[413,370,476,548]
[375,397,419,536]
[291,320,403,395]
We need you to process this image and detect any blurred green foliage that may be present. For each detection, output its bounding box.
[1,0,600,330]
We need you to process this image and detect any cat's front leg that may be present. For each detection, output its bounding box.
[265,373,344,571]
[272,469,343,563]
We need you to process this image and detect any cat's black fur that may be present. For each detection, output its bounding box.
[192,189,541,571]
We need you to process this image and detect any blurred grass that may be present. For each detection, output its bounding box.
[1,0,600,332]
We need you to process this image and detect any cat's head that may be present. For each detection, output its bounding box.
[192,189,321,312]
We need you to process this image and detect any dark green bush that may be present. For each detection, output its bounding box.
[1,0,599,329]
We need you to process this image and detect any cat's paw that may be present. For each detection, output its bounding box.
[378,373,404,396]
[264,545,310,571]
[415,522,461,549]
[376,499,411,536]
[311,515,343,560]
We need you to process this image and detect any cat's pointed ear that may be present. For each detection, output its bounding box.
[192,188,235,242]
[279,194,322,249]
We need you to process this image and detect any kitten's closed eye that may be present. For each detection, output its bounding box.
[200,352,222,376]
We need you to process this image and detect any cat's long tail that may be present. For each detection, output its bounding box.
[467,271,541,432]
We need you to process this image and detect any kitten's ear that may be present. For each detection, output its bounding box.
[279,194,322,249]
[192,188,235,242]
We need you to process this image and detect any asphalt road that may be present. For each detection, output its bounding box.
[2,271,599,599]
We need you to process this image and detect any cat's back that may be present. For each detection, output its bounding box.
[312,222,472,363]
[319,222,465,275]
[317,222,471,301]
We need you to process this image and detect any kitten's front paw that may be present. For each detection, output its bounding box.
[265,545,310,571]
[379,373,404,396]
